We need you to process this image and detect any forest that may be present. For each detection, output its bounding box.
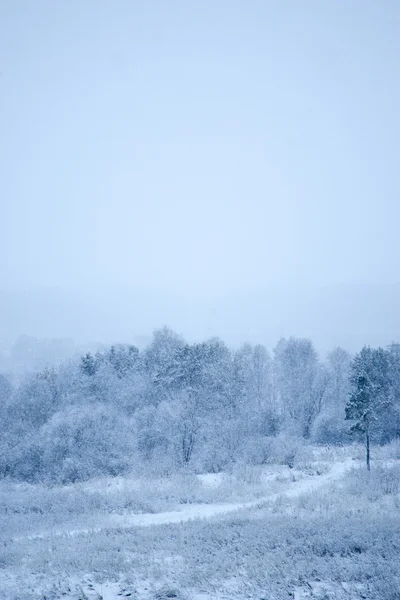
[1,328,399,484]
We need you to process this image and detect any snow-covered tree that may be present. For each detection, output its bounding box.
[383,343,400,441]
[311,348,351,444]
[232,343,275,436]
[144,327,185,403]
[273,337,319,437]
[80,352,99,377]
[252,344,273,411]
[106,344,140,379]
[0,373,12,404]
[346,346,390,470]
[327,347,351,409]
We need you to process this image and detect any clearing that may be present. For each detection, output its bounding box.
[1,446,399,600]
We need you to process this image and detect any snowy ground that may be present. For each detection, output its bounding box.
[1,446,399,599]
[11,458,352,541]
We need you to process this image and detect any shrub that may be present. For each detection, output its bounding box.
[345,464,400,501]
[311,412,349,445]
[265,434,304,467]
[6,404,135,483]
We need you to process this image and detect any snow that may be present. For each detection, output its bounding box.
[15,458,354,541]
[3,455,399,600]
[196,473,223,487]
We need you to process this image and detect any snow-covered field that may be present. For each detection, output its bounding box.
[1,445,399,599]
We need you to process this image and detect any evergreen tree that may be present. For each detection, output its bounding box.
[106,344,140,379]
[80,352,99,377]
[346,346,390,470]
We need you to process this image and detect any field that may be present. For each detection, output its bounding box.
[1,444,399,600]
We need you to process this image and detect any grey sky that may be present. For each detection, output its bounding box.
[0,1,399,351]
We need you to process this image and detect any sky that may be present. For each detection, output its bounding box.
[0,0,399,352]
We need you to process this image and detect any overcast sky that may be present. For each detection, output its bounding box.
[1,1,399,352]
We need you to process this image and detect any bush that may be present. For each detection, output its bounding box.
[377,439,400,460]
[265,434,304,467]
[311,411,349,445]
[345,464,400,501]
[7,404,135,483]
[238,435,274,466]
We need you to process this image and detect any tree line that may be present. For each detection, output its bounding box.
[0,328,399,482]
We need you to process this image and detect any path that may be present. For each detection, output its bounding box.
[16,459,355,541]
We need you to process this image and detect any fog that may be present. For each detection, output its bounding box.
[1,1,399,352]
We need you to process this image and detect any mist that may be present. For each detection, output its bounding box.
[1,0,399,352]
[1,284,400,355]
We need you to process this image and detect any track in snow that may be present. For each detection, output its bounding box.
[16,459,355,541]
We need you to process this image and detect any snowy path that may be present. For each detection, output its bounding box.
[16,459,354,541]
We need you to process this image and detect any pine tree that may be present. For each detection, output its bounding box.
[346,346,390,470]
[80,352,99,377]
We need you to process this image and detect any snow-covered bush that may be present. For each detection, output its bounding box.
[238,435,274,465]
[137,427,170,462]
[7,436,44,482]
[229,462,263,486]
[264,434,304,467]
[376,438,400,460]
[345,464,400,500]
[310,411,349,445]
[7,404,135,483]
[40,404,134,483]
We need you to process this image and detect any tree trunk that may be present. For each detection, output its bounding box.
[366,430,371,471]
